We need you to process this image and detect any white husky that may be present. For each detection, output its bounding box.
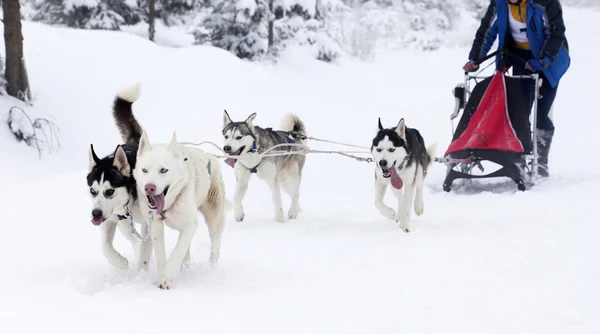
[133,131,228,289]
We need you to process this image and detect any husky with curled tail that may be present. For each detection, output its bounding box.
[221,111,307,223]
[86,83,153,272]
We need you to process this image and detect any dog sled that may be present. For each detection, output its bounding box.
[441,49,542,192]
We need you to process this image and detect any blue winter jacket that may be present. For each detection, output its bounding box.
[468,0,570,88]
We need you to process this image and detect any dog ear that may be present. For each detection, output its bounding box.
[168,131,177,150]
[89,144,100,171]
[377,118,384,132]
[223,110,233,127]
[245,112,257,131]
[138,131,152,156]
[112,146,130,175]
[395,118,406,140]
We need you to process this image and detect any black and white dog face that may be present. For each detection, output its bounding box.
[87,145,132,226]
[222,110,257,156]
[371,118,408,178]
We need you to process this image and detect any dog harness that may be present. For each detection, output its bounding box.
[117,198,133,222]
[117,198,151,242]
[249,140,260,173]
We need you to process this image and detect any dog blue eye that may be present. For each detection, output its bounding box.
[142,168,148,173]
[160,168,168,173]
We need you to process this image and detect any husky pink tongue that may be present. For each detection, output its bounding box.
[91,218,103,226]
[151,194,166,214]
[225,158,236,168]
[389,167,404,189]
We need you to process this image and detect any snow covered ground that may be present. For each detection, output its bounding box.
[1,6,599,334]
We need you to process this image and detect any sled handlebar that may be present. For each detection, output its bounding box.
[465,49,528,75]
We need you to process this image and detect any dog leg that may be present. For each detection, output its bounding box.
[137,222,153,273]
[413,168,425,216]
[117,219,139,253]
[150,218,167,277]
[375,178,395,220]
[116,219,151,272]
[158,222,198,289]
[414,184,424,216]
[281,163,301,220]
[101,221,129,269]
[205,212,224,268]
[182,247,191,269]
[267,178,285,223]
[396,185,415,233]
[233,166,251,222]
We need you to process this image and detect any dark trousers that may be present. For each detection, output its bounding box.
[508,48,557,131]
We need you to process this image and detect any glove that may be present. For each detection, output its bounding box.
[463,59,479,72]
[526,57,550,72]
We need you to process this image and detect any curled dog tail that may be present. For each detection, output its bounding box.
[426,143,437,167]
[113,82,143,145]
[280,113,307,144]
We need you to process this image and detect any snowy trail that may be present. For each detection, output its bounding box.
[1,6,599,334]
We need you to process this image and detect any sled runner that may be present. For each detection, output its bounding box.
[441,49,541,192]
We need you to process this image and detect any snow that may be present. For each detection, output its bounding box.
[1,5,600,334]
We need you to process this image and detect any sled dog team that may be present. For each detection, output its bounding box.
[86,83,436,289]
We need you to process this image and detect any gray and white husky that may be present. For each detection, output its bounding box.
[371,118,436,233]
[222,110,307,223]
[87,83,153,271]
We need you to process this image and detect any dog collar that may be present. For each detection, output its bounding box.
[118,198,133,221]
[250,140,257,153]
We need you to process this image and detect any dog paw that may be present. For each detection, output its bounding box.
[275,209,285,223]
[376,204,396,220]
[234,206,245,222]
[106,253,129,270]
[157,270,176,290]
[114,256,129,270]
[157,277,172,290]
[396,213,411,233]
[414,200,424,216]
[288,208,299,220]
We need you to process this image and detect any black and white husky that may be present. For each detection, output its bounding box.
[86,83,152,271]
[371,118,436,233]
[222,110,307,223]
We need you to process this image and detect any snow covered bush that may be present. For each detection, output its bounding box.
[193,0,344,62]
[329,0,480,55]
[136,0,202,27]
[402,0,459,51]
[24,0,141,30]
[193,0,271,60]
[270,0,346,62]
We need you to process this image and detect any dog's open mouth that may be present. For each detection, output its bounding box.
[382,168,391,178]
[224,146,246,168]
[91,217,106,226]
[381,164,404,190]
[147,186,169,214]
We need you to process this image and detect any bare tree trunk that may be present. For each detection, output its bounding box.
[267,0,274,52]
[148,0,156,42]
[3,0,31,101]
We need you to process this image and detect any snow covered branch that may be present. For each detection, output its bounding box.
[7,106,61,158]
